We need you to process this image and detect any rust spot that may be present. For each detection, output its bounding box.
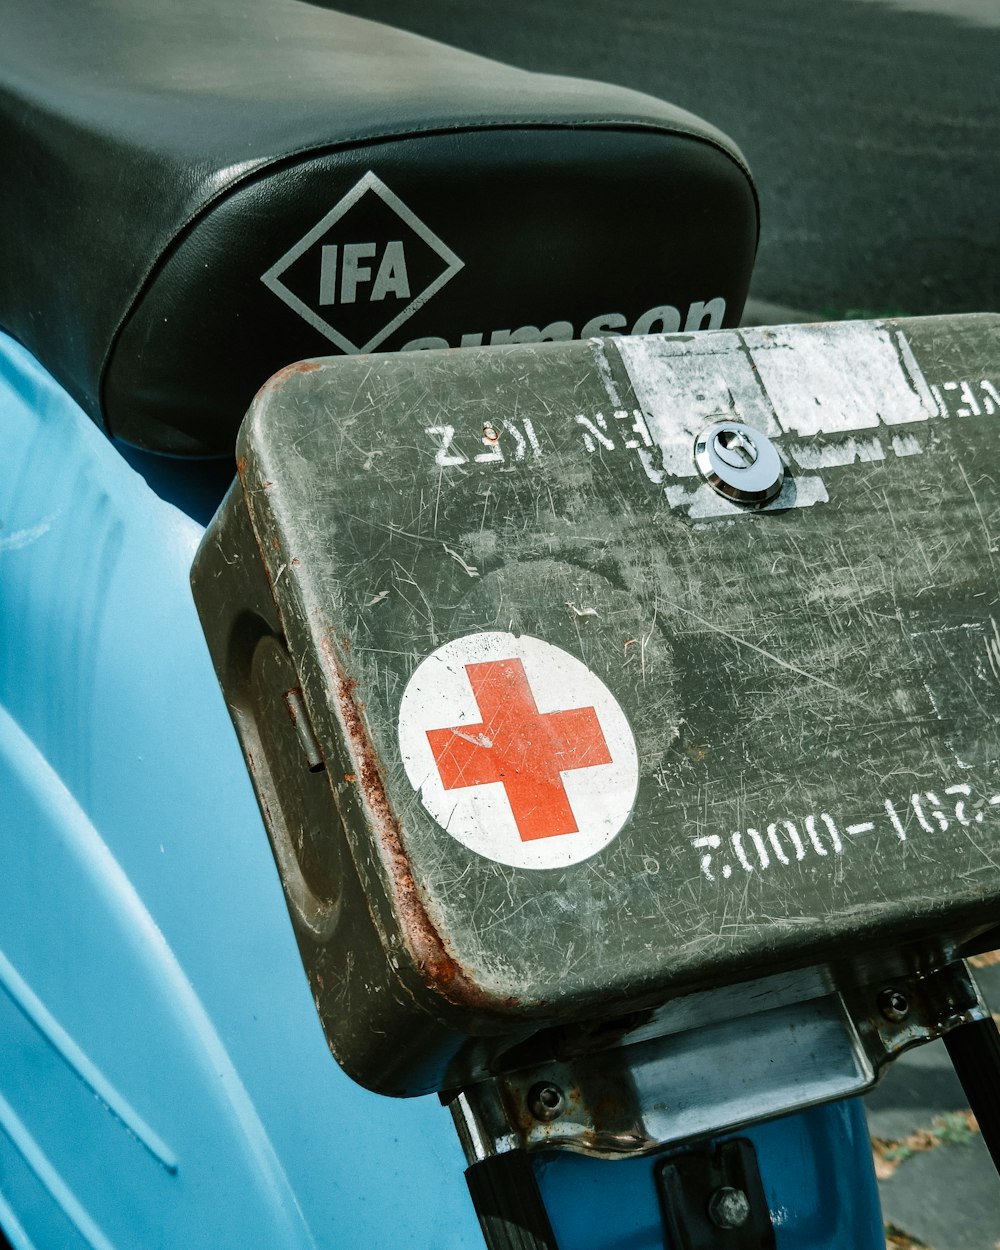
[291,557,301,567]
[251,358,324,406]
[271,536,281,551]
[586,1086,621,1127]
[319,635,518,1017]
[236,455,248,478]
[344,773,357,783]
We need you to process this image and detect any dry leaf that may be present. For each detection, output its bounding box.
[872,1111,978,1178]
[885,1224,930,1249]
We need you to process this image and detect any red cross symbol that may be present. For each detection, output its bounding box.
[426,658,613,842]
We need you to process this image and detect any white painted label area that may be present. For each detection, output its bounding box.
[398,632,639,870]
[741,322,937,435]
[418,321,1000,523]
[616,321,999,519]
[618,331,784,478]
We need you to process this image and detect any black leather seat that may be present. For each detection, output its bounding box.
[0,0,758,455]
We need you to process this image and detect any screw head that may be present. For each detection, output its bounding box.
[878,987,910,1023]
[694,421,784,507]
[707,1186,751,1229]
[527,1082,565,1123]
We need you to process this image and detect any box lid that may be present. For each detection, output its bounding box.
[222,314,1000,1083]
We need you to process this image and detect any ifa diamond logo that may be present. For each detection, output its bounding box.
[398,633,639,870]
[261,172,464,354]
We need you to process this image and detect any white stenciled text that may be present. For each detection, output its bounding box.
[692,781,994,883]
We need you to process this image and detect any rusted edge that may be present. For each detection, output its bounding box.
[319,633,520,1017]
[250,358,324,407]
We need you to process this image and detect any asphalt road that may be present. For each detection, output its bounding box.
[327,0,1000,321]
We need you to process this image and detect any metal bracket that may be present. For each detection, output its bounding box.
[657,1139,776,1250]
[844,958,987,1058]
[449,960,990,1164]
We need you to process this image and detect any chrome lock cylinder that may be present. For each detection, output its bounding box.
[694,421,784,506]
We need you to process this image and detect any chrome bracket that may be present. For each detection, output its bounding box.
[449,959,990,1164]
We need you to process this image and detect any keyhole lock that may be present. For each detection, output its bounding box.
[694,421,784,507]
[714,427,759,468]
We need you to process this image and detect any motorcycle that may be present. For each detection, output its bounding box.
[1,3,996,1248]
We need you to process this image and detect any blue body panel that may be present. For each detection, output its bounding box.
[0,330,884,1249]
[537,1101,883,1249]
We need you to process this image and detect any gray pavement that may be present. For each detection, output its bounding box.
[880,1139,998,1250]
[856,0,1000,28]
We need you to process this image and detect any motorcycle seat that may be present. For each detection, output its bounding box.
[0,0,757,456]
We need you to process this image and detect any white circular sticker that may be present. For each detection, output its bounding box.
[398,632,639,869]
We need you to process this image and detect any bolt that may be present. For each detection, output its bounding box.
[714,427,759,468]
[527,1082,565,1123]
[707,1186,751,1229]
[878,987,910,1023]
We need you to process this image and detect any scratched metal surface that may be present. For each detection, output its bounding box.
[197,313,1000,1094]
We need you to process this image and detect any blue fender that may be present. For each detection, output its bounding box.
[0,332,481,1249]
[0,329,884,1249]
